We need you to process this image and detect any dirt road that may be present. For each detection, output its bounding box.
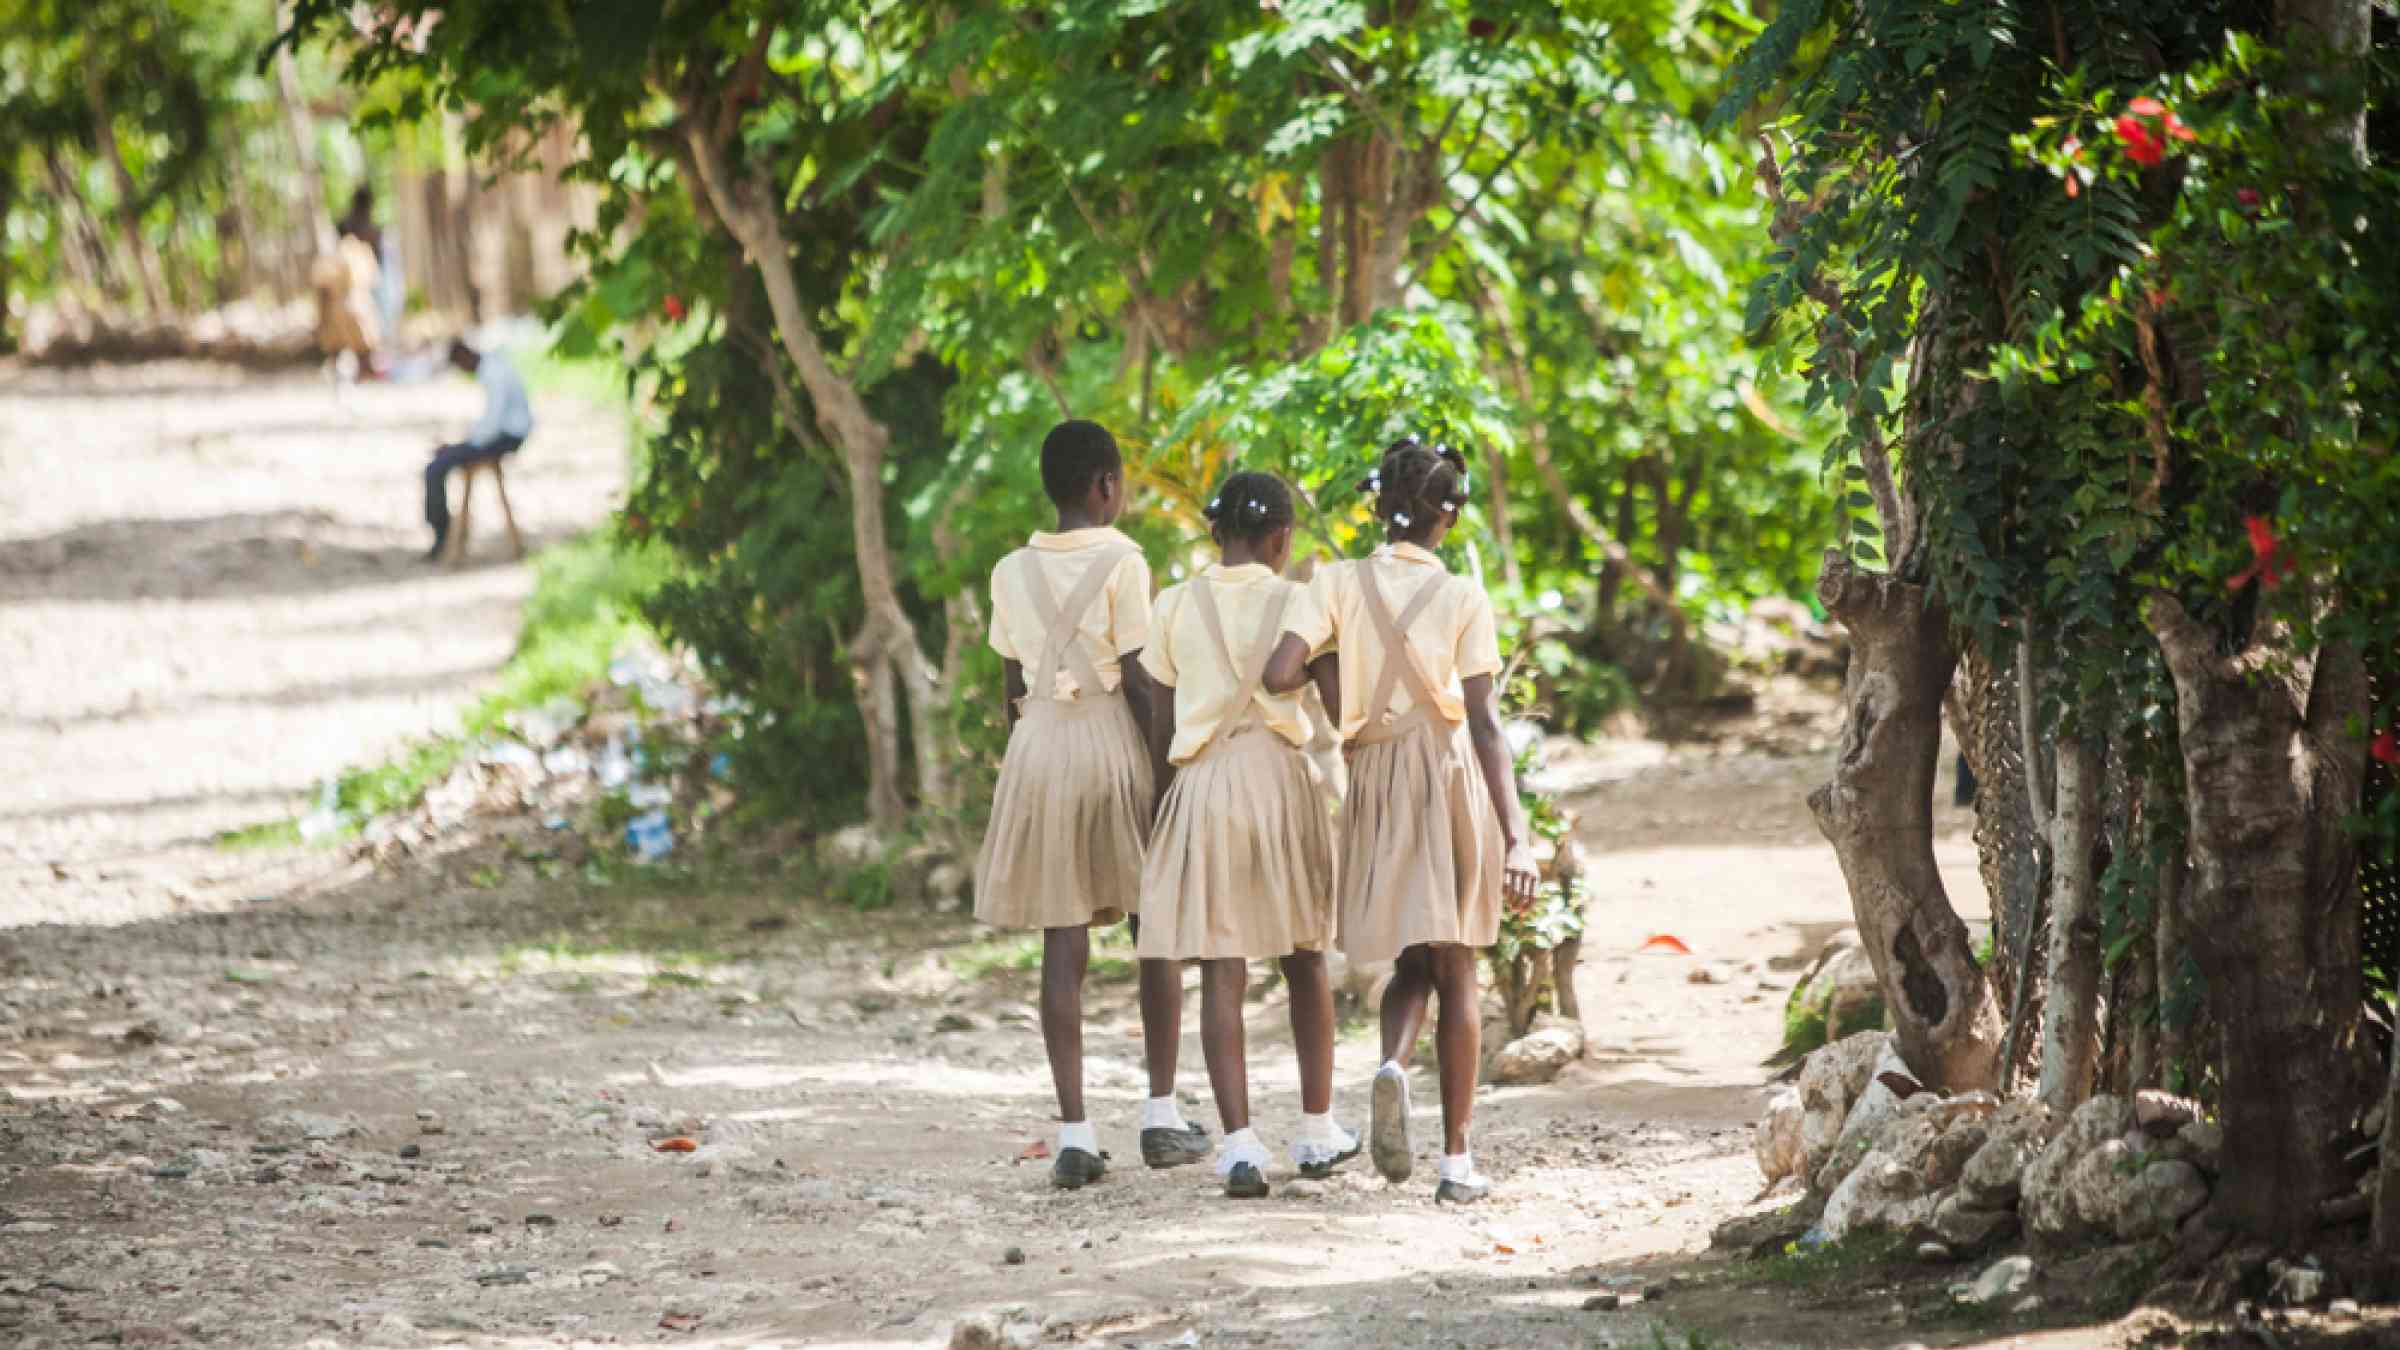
[1,742,2004,1349]
[0,359,626,927]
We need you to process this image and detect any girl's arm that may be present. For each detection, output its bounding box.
[1001,659,1027,732]
[1262,634,1314,695]
[1307,653,1340,726]
[1463,673,1540,907]
[1146,677,1179,819]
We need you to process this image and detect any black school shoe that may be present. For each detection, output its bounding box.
[1141,1123,1211,1169]
[1224,1162,1269,1199]
[1050,1147,1108,1190]
[1434,1175,1491,1205]
[1296,1138,1362,1180]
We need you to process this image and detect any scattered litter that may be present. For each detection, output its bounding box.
[659,1310,704,1332]
[1017,1140,1051,1162]
[626,810,674,862]
[650,1137,699,1153]
[1639,934,1693,955]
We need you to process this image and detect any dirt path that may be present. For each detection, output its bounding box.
[0,359,627,927]
[1,724,2018,1349]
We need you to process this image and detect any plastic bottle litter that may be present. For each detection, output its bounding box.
[477,740,540,772]
[625,810,674,862]
[542,745,591,778]
[598,734,634,790]
[297,780,346,843]
[626,782,672,809]
[708,752,733,782]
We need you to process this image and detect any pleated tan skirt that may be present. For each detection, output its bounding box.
[1336,716,1503,963]
[1137,723,1335,961]
[974,694,1154,930]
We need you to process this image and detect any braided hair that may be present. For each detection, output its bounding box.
[1358,436,1470,539]
[1202,469,1296,544]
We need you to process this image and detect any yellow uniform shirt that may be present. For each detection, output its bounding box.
[986,528,1153,700]
[1139,564,1314,764]
[1283,543,1502,741]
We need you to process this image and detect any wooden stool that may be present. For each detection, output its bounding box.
[443,458,526,566]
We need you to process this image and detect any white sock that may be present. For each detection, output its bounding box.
[1058,1121,1099,1155]
[1438,1150,1476,1183]
[1296,1112,1352,1148]
[1215,1126,1270,1176]
[1379,1058,1404,1077]
[1140,1095,1187,1131]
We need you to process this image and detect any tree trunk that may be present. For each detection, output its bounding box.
[681,118,941,837]
[273,5,333,258]
[2038,734,2104,1109]
[2151,599,2369,1247]
[84,50,171,317]
[1809,552,2004,1090]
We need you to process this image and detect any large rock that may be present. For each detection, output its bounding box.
[2118,1160,2210,1240]
[1819,1093,1998,1239]
[1815,1040,1917,1195]
[1798,1032,1895,1187]
[2023,1095,2135,1244]
[1489,1016,1585,1086]
[1928,1192,2021,1255]
[1786,935,1885,1053]
[1960,1099,2056,1209]
[1756,1086,1805,1185]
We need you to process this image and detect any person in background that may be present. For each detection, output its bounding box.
[339,185,406,347]
[422,339,531,561]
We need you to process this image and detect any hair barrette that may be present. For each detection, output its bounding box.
[1393,510,1414,528]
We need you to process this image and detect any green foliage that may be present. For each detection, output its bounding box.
[296,0,1842,832]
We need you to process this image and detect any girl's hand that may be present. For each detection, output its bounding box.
[1502,840,1541,910]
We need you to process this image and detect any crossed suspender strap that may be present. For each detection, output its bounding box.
[1185,577,1290,755]
[1352,563,1451,746]
[1019,547,1134,702]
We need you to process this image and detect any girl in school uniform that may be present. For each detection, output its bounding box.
[978,419,1211,1190]
[1136,471,1360,1199]
[1263,438,1540,1205]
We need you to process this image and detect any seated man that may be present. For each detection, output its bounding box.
[424,339,533,561]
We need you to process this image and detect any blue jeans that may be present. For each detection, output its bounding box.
[424,435,523,534]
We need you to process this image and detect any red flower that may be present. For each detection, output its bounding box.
[2374,729,2400,766]
[663,295,688,322]
[2115,114,2165,167]
[1467,16,1498,37]
[2237,187,2263,211]
[2226,515,2291,592]
[2163,111,2196,142]
[2127,96,2166,117]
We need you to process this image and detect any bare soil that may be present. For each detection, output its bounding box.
[9,365,2381,1350]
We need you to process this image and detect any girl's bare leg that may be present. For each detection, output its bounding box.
[1199,959,1250,1132]
[1379,944,1436,1066]
[1137,956,1183,1099]
[1040,925,1091,1123]
[1279,951,1335,1115]
[1429,943,1481,1156]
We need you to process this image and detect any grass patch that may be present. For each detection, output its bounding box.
[1754,1230,1913,1290]
[329,530,667,822]
[950,926,1137,984]
[213,818,302,851]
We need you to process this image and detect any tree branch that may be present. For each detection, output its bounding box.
[1754,132,1910,561]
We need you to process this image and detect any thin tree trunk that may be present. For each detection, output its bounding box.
[1810,551,2004,1090]
[681,117,941,836]
[2154,817,2190,1083]
[2038,734,2103,1109]
[83,50,171,316]
[273,5,333,258]
[2152,600,2369,1246]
